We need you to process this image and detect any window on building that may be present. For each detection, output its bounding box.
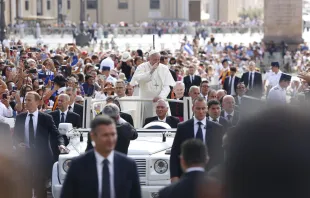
[47,0,51,10]
[25,0,29,11]
[87,0,97,9]
[150,0,160,9]
[67,0,71,9]
[118,0,128,9]
[37,0,43,15]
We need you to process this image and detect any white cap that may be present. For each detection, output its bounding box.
[100,57,114,71]
[120,52,132,62]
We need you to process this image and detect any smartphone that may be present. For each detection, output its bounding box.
[67,43,74,46]
[28,68,37,74]
[98,74,106,81]
[2,93,7,99]
[13,86,17,91]
[37,64,43,69]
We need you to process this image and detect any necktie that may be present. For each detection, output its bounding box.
[196,122,203,141]
[192,75,194,83]
[29,114,34,147]
[68,106,72,111]
[249,72,253,89]
[102,159,111,198]
[227,115,232,121]
[61,113,65,123]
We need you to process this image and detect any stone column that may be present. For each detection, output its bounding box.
[263,0,303,46]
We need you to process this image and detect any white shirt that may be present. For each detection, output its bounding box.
[158,117,167,122]
[267,84,287,104]
[228,76,236,95]
[200,93,208,101]
[224,111,234,120]
[209,116,220,123]
[94,150,115,198]
[95,91,108,100]
[186,167,205,173]
[0,102,13,117]
[237,96,242,104]
[248,71,255,88]
[193,116,207,142]
[59,109,68,122]
[267,70,283,87]
[24,109,39,147]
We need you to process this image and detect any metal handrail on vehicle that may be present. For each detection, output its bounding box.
[83,97,193,128]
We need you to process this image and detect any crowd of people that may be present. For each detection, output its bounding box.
[1,29,310,198]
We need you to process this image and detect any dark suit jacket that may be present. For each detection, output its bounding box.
[49,110,81,129]
[49,110,81,161]
[143,116,180,128]
[208,116,232,130]
[86,122,138,155]
[120,112,134,127]
[170,69,177,82]
[168,97,184,118]
[183,75,202,96]
[170,118,224,178]
[73,103,83,124]
[159,171,204,198]
[13,112,64,174]
[240,72,263,98]
[61,150,141,198]
[220,110,240,126]
[0,120,12,152]
[223,76,240,95]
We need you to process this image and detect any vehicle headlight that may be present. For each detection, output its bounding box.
[154,159,168,174]
[63,159,72,172]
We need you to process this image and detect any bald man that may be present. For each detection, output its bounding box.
[221,95,240,126]
[49,94,81,161]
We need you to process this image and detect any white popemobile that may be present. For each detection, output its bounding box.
[52,97,192,198]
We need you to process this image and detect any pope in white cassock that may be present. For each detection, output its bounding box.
[130,51,175,120]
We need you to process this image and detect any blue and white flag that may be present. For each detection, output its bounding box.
[184,43,194,56]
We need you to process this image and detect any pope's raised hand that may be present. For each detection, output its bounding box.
[151,61,159,72]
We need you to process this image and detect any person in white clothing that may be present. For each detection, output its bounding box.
[266,62,282,95]
[130,50,175,120]
[267,73,291,105]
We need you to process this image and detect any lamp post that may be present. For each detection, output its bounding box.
[0,0,6,51]
[80,0,85,33]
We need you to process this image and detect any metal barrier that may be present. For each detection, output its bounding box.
[82,97,193,128]
[7,25,263,37]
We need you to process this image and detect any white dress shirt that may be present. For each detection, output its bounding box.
[237,95,242,104]
[228,76,236,95]
[24,109,39,147]
[0,102,13,117]
[224,111,234,120]
[186,167,205,173]
[59,109,68,122]
[209,116,220,123]
[267,71,282,87]
[200,93,208,101]
[248,71,255,88]
[193,116,207,142]
[94,150,115,198]
[158,117,167,122]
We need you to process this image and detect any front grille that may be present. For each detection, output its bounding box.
[140,181,146,186]
[134,159,146,177]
